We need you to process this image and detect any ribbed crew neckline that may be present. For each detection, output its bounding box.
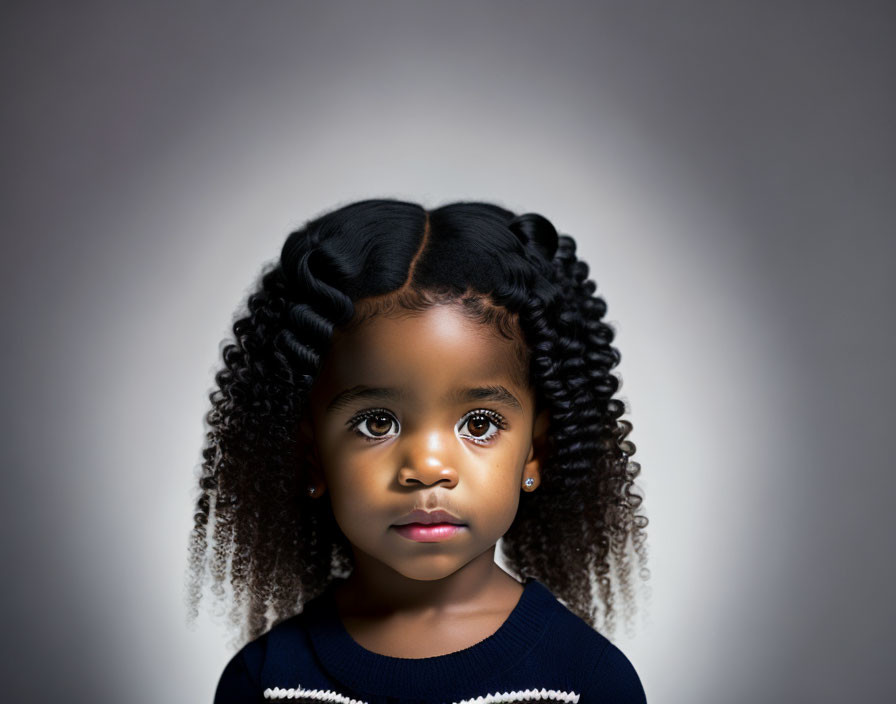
[304,577,558,697]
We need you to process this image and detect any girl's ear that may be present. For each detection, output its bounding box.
[299,416,327,499]
[522,409,551,492]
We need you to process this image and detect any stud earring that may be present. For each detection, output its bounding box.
[524,477,535,489]
[307,486,316,495]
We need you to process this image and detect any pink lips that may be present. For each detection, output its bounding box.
[392,523,466,542]
[391,508,467,542]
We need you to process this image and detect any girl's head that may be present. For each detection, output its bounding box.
[188,199,648,641]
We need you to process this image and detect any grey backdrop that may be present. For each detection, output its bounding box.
[2,2,893,703]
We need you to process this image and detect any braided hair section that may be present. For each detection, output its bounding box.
[499,215,649,637]
[187,202,428,642]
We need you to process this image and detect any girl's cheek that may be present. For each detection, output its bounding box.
[323,453,377,494]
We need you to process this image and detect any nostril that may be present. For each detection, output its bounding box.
[398,466,458,487]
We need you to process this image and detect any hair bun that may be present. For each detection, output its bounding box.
[508,212,559,260]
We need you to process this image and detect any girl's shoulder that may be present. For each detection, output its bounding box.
[515,581,646,703]
[214,608,318,703]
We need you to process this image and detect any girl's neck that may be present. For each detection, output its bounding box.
[332,546,522,619]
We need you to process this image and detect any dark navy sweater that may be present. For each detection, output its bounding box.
[215,577,647,703]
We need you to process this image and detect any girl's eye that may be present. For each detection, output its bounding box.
[347,410,399,441]
[457,410,506,445]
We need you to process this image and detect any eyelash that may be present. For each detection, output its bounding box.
[459,409,507,445]
[345,408,508,445]
[346,408,398,443]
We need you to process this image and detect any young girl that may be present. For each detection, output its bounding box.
[188,199,650,703]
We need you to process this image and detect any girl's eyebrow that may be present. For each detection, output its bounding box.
[325,384,522,414]
[326,386,405,414]
[448,385,522,411]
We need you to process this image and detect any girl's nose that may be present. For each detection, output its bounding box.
[397,429,459,488]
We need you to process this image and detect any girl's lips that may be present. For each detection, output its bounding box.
[392,523,466,542]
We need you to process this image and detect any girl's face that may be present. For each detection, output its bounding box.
[305,301,545,582]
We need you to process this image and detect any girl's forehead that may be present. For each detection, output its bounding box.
[338,303,492,343]
[320,303,531,394]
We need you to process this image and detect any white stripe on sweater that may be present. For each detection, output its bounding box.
[263,687,364,703]
[263,685,581,703]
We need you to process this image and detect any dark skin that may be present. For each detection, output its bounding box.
[300,302,550,658]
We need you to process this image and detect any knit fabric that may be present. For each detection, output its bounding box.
[214,578,646,704]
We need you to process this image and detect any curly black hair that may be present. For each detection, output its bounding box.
[186,198,649,644]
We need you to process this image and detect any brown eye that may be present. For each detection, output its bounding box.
[457,411,504,444]
[349,410,399,440]
[366,415,394,436]
[467,415,491,437]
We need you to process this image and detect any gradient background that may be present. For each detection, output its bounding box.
[2,2,893,703]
